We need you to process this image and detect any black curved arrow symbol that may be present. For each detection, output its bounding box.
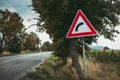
[75,22,84,32]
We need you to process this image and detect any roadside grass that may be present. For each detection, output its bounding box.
[21,50,120,80]
[20,50,34,54]
[0,50,41,57]
[21,55,75,80]
[79,50,120,80]
[79,57,120,80]
[0,50,15,57]
[20,50,41,54]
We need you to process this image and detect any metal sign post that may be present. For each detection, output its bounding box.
[66,9,98,79]
[82,37,87,79]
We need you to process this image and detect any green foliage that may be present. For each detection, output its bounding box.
[88,50,120,63]
[0,9,25,53]
[8,34,22,53]
[0,9,41,53]
[52,39,69,60]
[75,39,90,56]
[32,0,120,59]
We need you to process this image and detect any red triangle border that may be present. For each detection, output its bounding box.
[66,10,97,38]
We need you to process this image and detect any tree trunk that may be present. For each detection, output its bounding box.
[69,39,83,79]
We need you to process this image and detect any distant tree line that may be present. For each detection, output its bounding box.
[0,9,41,54]
[40,41,53,51]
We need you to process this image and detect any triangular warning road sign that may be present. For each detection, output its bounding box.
[66,10,98,38]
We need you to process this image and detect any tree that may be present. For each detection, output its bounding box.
[32,0,120,79]
[8,33,22,53]
[40,44,47,51]
[0,9,25,53]
[24,32,41,51]
[104,47,109,50]
[40,41,52,51]
[103,46,110,53]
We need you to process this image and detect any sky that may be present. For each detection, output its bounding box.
[0,0,52,44]
[0,0,120,49]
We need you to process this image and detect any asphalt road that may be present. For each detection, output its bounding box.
[0,52,52,80]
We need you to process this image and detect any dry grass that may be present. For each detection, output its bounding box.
[21,54,120,80]
[21,55,76,80]
[79,57,120,80]
[2,51,11,56]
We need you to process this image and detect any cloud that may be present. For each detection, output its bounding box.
[8,7,17,12]
[22,10,39,20]
[0,7,17,12]
[7,7,17,12]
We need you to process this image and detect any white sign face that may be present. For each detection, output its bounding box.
[72,16,91,34]
[66,10,98,38]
